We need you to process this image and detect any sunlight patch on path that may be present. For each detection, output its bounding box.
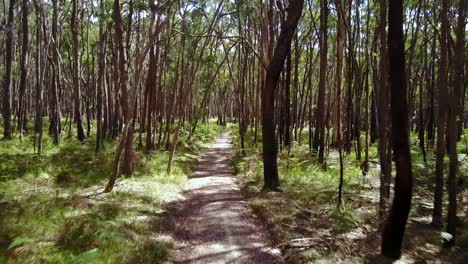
[171,131,282,264]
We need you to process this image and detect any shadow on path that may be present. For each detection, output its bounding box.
[170,131,282,264]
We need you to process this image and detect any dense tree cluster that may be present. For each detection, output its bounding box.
[0,0,466,260]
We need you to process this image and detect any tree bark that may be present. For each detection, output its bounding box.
[381,0,413,258]
[2,0,15,139]
[377,0,391,216]
[18,0,29,138]
[71,0,86,142]
[432,0,449,228]
[444,0,466,247]
[313,0,328,164]
[262,0,304,190]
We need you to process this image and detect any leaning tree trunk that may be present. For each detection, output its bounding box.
[105,0,134,192]
[381,0,413,258]
[262,0,304,191]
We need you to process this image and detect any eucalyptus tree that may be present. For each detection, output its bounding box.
[381,0,413,258]
[262,0,305,190]
[2,0,14,140]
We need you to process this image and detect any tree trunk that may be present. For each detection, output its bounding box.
[96,6,107,153]
[432,0,449,228]
[71,0,85,142]
[335,0,345,208]
[2,0,15,140]
[18,0,29,138]
[50,0,61,145]
[444,0,466,247]
[381,0,413,258]
[33,0,44,153]
[377,0,391,216]
[262,0,304,191]
[314,0,328,164]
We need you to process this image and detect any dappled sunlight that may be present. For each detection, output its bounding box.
[171,132,282,263]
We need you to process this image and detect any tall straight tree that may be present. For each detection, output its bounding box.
[18,0,29,137]
[96,0,107,153]
[262,0,304,190]
[445,0,466,247]
[33,0,44,153]
[432,0,449,228]
[313,0,328,163]
[2,0,15,139]
[50,0,61,145]
[377,0,391,215]
[71,0,86,142]
[335,0,345,208]
[381,0,413,259]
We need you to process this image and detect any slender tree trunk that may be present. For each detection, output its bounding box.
[377,0,391,216]
[262,0,304,190]
[71,0,85,142]
[314,0,328,164]
[96,7,107,153]
[381,0,413,258]
[444,0,466,247]
[33,0,44,153]
[2,0,15,140]
[18,0,29,138]
[335,0,345,207]
[145,42,157,152]
[432,0,449,228]
[50,0,61,145]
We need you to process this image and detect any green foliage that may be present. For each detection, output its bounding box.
[0,119,225,263]
[331,209,359,234]
[232,125,468,262]
[7,237,36,250]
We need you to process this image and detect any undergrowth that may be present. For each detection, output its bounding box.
[231,125,468,263]
[0,119,225,264]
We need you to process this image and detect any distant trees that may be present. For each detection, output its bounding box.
[0,0,465,254]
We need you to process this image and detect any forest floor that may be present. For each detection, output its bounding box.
[1,123,467,264]
[167,131,282,263]
[231,128,468,264]
[0,121,226,263]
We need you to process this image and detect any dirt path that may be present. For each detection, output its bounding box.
[171,131,282,264]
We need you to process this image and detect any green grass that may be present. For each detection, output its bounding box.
[0,118,226,263]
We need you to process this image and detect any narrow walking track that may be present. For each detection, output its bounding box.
[171,131,282,263]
